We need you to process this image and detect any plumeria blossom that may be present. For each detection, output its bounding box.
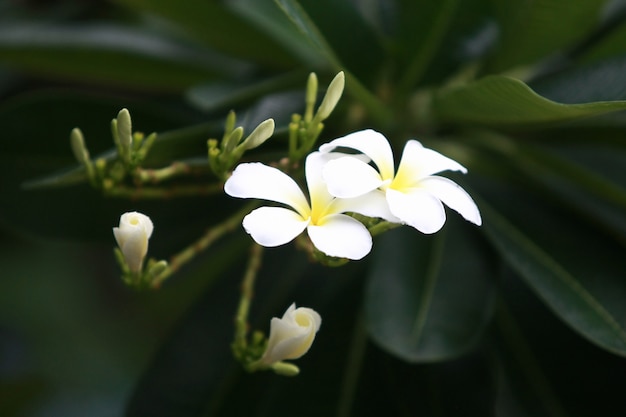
[224,151,391,260]
[320,129,482,234]
[113,211,154,273]
[259,303,321,365]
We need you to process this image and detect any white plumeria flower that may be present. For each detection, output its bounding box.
[113,211,154,273]
[320,129,482,234]
[224,151,391,260]
[260,303,321,365]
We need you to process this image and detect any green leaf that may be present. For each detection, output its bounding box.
[273,0,341,68]
[463,130,626,240]
[531,55,626,104]
[478,195,626,356]
[365,216,496,363]
[431,75,626,127]
[578,9,626,64]
[185,71,305,113]
[486,0,606,73]
[226,0,325,67]
[0,23,248,91]
[113,0,299,68]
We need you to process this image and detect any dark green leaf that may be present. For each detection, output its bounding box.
[531,55,626,104]
[478,194,626,356]
[185,71,305,113]
[365,216,496,363]
[0,23,248,91]
[226,0,324,67]
[273,0,340,68]
[486,0,606,73]
[431,75,626,127]
[113,0,299,68]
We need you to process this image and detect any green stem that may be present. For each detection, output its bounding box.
[233,243,264,355]
[135,162,204,184]
[368,220,401,237]
[151,203,256,288]
[104,183,223,199]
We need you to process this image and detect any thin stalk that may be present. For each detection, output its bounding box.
[233,243,264,352]
[104,183,223,199]
[151,203,256,288]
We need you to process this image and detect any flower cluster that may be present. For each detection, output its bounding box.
[225,129,481,259]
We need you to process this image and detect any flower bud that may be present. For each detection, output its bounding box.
[316,71,345,121]
[113,211,154,273]
[239,118,275,151]
[260,303,321,365]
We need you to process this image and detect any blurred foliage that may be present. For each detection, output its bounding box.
[1,0,626,416]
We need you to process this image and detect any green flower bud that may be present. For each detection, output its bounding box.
[316,71,345,121]
[239,118,275,151]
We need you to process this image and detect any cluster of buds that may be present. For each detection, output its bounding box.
[70,108,157,191]
[207,112,275,180]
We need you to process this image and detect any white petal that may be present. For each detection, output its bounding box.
[386,188,446,234]
[118,228,148,272]
[421,176,482,226]
[331,189,399,222]
[119,211,153,238]
[261,304,321,364]
[225,163,310,217]
[304,151,335,210]
[323,157,385,198]
[319,129,395,180]
[242,207,309,247]
[307,214,372,260]
[394,140,467,186]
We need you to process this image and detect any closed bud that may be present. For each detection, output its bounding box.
[239,118,275,151]
[70,128,90,165]
[113,211,154,274]
[260,303,321,365]
[316,71,345,121]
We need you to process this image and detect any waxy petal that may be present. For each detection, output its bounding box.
[225,163,310,217]
[319,129,395,180]
[307,214,372,260]
[331,189,399,222]
[394,140,467,187]
[323,156,385,198]
[421,176,482,226]
[304,151,334,210]
[261,304,321,364]
[386,188,447,234]
[115,228,148,273]
[242,207,309,247]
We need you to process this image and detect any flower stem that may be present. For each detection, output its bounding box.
[104,183,223,199]
[151,202,256,288]
[368,220,401,237]
[233,244,264,353]
[134,161,207,184]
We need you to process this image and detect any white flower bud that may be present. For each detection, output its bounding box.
[260,303,321,365]
[113,211,154,273]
